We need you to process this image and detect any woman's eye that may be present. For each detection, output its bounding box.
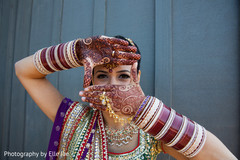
[97,74,108,79]
[119,74,130,79]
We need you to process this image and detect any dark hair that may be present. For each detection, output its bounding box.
[114,35,141,73]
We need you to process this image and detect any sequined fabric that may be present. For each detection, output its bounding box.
[47,98,162,160]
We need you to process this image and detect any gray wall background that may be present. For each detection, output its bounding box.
[0,0,239,159]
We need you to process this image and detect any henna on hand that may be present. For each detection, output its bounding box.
[75,35,141,88]
[80,84,146,115]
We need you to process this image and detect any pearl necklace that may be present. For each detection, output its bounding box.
[105,123,138,147]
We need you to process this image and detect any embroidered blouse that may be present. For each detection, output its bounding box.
[46,98,162,160]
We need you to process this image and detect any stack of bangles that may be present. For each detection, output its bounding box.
[132,96,207,158]
[33,39,82,75]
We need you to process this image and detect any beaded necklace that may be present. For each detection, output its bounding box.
[105,123,138,147]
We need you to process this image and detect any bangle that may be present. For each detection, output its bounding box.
[72,39,82,65]
[172,119,195,150]
[132,96,150,122]
[178,121,197,153]
[40,48,55,72]
[133,96,151,124]
[133,96,207,158]
[135,97,154,126]
[166,116,188,146]
[58,43,71,69]
[33,40,83,74]
[33,50,51,74]
[64,42,75,68]
[145,103,171,136]
[54,44,67,70]
[138,98,159,129]
[49,45,62,71]
[143,101,163,132]
[154,108,176,140]
[45,46,58,72]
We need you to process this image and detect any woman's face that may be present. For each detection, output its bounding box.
[93,65,140,86]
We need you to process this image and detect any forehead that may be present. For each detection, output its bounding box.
[94,65,132,73]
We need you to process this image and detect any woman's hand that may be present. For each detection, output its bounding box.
[75,36,141,88]
[79,84,145,115]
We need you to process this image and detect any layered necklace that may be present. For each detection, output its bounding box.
[105,122,139,147]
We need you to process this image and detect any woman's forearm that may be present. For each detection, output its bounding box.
[132,96,237,159]
[191,131,237,160]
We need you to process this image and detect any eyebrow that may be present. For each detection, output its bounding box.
[95,70,130,74]
[117,70,130,73]
[96,70,108,74]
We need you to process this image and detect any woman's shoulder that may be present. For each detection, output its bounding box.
[65,98,92,118]
[58,97,93,123]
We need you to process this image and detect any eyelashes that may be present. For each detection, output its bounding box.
[119,74,130,79]
[97,74,108,79]
[96,74,130,80]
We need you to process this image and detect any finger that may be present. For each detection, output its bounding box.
[83,61,93,88]
[111,58,137,65]
[113,51,141,60]
[83,97,102,105]
[100,36,129,46]
[131,62,139,83]
[112,44,137,53]
[101,48,112,55]
[91,104,107,111]
[85,84,116,92]
[81,91,112,98]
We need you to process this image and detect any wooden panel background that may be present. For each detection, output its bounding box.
[0,0,239,159]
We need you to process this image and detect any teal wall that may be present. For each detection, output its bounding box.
[0,0,239,159]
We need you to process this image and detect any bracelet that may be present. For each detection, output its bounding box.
[132,96,150,122]
[33,40,82,75]
[143,101,163,132]
[137,97,156,127]
[166,116,188,146]
[54,44,67,70]
[133,96,207,158]
[138,98,159,129]
[135,97,154,126]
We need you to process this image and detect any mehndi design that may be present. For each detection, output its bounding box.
[75,36,141,88]
[82,84,146,116]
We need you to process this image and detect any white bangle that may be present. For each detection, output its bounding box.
[155,108,176,140]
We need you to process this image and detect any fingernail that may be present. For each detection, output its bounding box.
[90,103,93,107]
[81,97,86,101]
[84,88,89,91]
[79,91,83,96]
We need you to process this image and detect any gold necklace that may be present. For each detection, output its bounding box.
[105,123,138,147]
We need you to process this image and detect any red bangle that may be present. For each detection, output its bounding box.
[58,43,71,69]
[161,112,183,143]
[49,46,62,70]
[40,48,54,72]
[138,97,207,158]
[173,119,195,150]
[147,105,171,136]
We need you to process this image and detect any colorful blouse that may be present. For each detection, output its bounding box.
[47,98,162,160]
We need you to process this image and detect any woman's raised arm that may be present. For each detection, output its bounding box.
[162,130,237,160]
[15,55,64,121]
[15,35,140,122]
